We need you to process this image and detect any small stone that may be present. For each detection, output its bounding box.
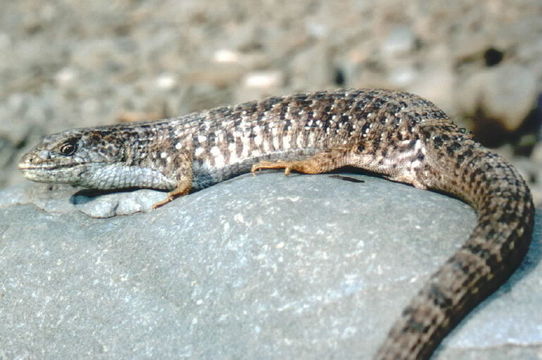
[532,142,542,163]
[387,63,417,87]
[213,49,241,64]
[458,64,538,132]
[54,67,78,87]
[407,64,455,114]
[243,71,284,89]
[483,64,537,131]
[155,73,177,90]
[236,71,286,102]
[73,189,166,218]
[0,32,12,49]
[382,25,416,57]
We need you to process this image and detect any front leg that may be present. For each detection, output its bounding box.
[152,176,192,208]
[152,150,194,209]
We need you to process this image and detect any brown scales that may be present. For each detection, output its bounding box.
[18,89,535,359]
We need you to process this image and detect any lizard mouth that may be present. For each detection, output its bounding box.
[18,163,71,171]
[17,161,93,171]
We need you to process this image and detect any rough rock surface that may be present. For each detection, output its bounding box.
[0,173,540,359]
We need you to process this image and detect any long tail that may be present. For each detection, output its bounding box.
[375,124,535,359]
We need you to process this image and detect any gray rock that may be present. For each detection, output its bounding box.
[458,64,538,132]
[72,189,166,218]
[0,137,16,187]
[381,25,416,57]
[0,173,540,359]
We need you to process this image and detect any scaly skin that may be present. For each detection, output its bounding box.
[18,89,534,359]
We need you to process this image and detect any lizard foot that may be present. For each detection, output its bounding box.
[152,182,191,209]
[251,160,298,176]
[251,149,351,176]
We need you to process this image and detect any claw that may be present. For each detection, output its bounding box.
[152,196,174,209]
[151,181,191,209]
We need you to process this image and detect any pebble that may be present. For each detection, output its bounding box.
[481,64,537,131]
[382,25,416,57]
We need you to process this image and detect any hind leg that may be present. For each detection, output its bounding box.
[251,145,429,190]
[251,148,351,175]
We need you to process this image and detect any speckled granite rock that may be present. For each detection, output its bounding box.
[0,173,540,359]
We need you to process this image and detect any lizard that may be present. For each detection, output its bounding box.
[17,88,535,359]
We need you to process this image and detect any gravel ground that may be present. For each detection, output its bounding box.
[1,0,541,204]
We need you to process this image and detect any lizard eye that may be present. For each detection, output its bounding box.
[58,140,78,156]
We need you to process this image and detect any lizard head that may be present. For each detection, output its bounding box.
[18,127,128,187]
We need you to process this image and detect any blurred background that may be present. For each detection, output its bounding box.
[1,0,541,204]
